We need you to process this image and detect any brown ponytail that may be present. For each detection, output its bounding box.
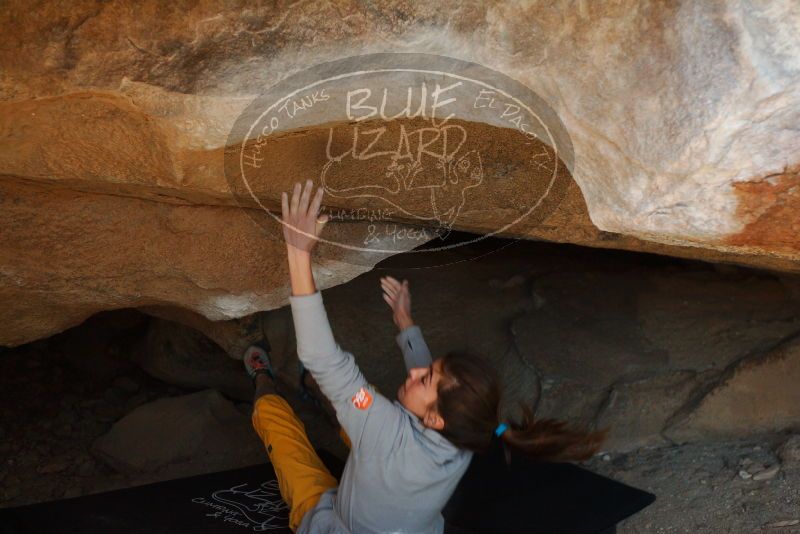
[497,403,609,463]
[435,350,609,464]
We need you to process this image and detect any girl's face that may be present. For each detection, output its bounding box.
[397,358,445,430]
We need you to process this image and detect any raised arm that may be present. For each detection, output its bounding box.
[381,275,433,370]
[282,180,402,456]
[396,324,433,371]
[287,274,362,406]
[281,180,365,405]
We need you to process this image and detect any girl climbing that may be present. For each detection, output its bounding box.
[244,179,609,533]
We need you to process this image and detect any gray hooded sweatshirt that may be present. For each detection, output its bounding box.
[289,290,473,534]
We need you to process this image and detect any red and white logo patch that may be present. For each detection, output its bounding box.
[351,387,373,410]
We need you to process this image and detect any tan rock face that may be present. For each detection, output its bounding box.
[664,335,800,443]
[1,1,799,346]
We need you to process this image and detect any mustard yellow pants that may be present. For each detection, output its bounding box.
[251,394,352,532]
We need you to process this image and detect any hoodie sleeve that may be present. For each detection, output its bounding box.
[395,324,433,371]
[289,290,403,456]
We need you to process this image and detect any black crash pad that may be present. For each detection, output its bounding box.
[442,443,655,533]
[0,446,654,533]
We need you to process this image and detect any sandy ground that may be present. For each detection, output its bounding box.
[583,434,800,533]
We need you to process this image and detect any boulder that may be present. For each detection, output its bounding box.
[664,336,800,443]
[1,0,800,346]
[594,370,707,452]
[134,318,253,401]
[637,270,800,370]
[92,389,264,474]
[777,435,800,467]
[45,309,149,384]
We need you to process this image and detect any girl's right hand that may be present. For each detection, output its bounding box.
[281,179,329,255]
[380,276,413,329]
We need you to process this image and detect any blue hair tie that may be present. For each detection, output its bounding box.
[494,422,508,437]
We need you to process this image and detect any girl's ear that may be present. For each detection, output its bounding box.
[424,410,445,430]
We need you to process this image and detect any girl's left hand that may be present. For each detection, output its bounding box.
[381,276,413,330]
[281,179,329,254]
